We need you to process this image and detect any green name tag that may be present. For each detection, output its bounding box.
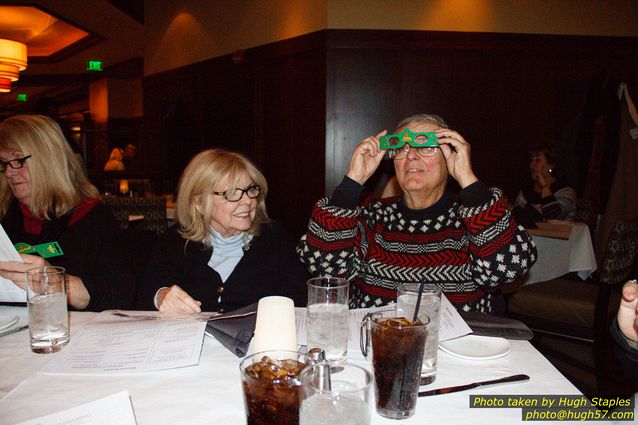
[14,241,64,259]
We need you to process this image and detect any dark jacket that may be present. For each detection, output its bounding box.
[611,318,638,394]
[138,221,309,312]
[2,199,136,311]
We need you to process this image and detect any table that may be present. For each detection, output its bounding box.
[520,221,598,286]
[0,306,601,425]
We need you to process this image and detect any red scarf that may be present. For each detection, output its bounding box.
[19,197,101,235]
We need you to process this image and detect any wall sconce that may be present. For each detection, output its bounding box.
[119,179,129,195]
[0,39,28,93]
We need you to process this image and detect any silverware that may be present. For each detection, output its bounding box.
[0,324,28,338]
[111,311,220,322]
[418,374,530,397]
[470,327,533,340]
[111,312,158,320]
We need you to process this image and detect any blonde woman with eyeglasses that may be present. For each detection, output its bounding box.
[0,115,135,311]
[298,113,537,314]
[138,149,308,314]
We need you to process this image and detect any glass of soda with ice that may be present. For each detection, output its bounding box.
[369,313,428,419]
[240,350,307,425]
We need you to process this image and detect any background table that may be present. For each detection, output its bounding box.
[0,306,604,425]
[521,221,597,286]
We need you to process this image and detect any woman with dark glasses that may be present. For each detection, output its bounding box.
[137,149,307,313]
[298,113,537,314]
[0,115,135,311]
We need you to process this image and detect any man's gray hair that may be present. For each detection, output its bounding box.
[395,113,448,132]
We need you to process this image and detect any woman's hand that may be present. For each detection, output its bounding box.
[0,254,50,290]
[0,254,90,309]
[346,131,387,185]
[66,275,90,310]
[532,168,552,188]
[436,129,478,189]
[618,280,638,342]
[157,285,202,314]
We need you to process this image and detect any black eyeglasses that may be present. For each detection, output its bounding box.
[0,155,31,172]
[213,184,261,202]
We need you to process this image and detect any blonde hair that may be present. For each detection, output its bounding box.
[108,147,123,161]
[176,149,269,245]
[0,115,99,219]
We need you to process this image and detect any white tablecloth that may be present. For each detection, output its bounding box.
[0,307,600,425]
[521,222,598,286]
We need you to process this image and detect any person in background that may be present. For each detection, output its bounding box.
[122,144,139,170]
[297,113,536,313]
[0,115,135,310]
[138,149,308,314]
[612,279,638,389]
[104,147,125,171]
[514,144,576,221]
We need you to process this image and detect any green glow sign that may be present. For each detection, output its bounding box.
[86,60,104,71]
[17,93,27,101]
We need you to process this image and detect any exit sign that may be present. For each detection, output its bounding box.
[86,60,104,71]
[17,93,27,101]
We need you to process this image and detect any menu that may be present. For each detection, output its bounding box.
[0,224,26,302]
[15,391,137,425]
[436,294,473,341]
[40,312,206,375]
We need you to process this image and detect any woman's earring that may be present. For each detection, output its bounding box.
[549,168,553,174]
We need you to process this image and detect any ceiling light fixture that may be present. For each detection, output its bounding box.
[0,38,27,93]
[0,77,11,93]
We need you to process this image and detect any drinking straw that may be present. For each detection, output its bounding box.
[412,282,426,323]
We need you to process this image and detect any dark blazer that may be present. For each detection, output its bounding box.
[2,199,136,311]
[138,221,309,312]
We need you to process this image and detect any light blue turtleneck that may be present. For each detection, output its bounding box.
[207,228,251,283]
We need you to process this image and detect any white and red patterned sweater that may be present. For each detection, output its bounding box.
[297,178,537,313]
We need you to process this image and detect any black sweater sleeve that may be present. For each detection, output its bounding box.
[69,205,136,311]
[137,227,190,310]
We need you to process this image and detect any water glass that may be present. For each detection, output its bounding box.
[397,283,441,384]
[26,266,69,354]
[300,362,372,425]
[306,277,349,362]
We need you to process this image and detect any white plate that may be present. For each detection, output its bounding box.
[0,315,19,332]
[439,334,511,360]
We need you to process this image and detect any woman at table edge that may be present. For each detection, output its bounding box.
[137,148,308,313]
[0,115,135,311]
[297,113,537,313]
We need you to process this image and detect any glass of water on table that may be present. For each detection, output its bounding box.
[26,266,69,354]
[306,277,349,362]
[396,283,442,384]
[300,362,372,425]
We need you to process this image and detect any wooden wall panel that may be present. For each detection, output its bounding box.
[325,31,638,202]
[144,38,325,237]
[257,49,326,237]
[200,61,256,158]
[326,48,402,194]
[143,29,637,237]
[144,66,209,187]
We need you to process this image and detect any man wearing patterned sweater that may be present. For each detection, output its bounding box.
[297,113,537,313]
